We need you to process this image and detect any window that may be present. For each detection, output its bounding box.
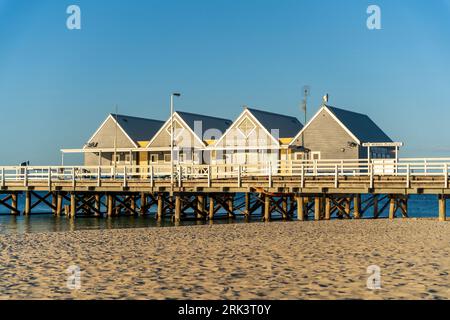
[150,154,158,163]
[164,154,171,163]
[294,153,304,161]
[311,152,321,160]
[125,154,131,164]
[237,117,256,138]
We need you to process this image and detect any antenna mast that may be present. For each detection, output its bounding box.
[301,85,310,147]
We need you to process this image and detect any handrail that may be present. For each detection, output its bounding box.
[1,158,449,186]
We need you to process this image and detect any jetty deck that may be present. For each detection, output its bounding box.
[1,159,449,221]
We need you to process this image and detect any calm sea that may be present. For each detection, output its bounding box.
[0,194,444,235]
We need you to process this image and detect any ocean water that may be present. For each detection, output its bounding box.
[0,194,444,235]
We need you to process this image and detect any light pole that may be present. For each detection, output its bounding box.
[170,93,181,193]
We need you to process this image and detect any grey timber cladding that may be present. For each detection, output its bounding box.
[295,108,360,159]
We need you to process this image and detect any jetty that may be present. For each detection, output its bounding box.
[1,158,449,221]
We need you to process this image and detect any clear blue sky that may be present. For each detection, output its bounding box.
[1,0,450,165]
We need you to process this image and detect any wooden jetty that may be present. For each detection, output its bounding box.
[1,158,449,222]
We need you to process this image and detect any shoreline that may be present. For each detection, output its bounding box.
[1,219,449,299]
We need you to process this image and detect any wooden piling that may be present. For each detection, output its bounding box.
[227,195,234,218]
[11,193,18,215]
[282,196,288,219]
[107,194,113,217]
[314,197,321,221]
[353,194,361,219]
[389,196,396,220]
[263,195,271,222]
[157,194,164,220]
[244,193,250,217]
[94,194,101,216]
[24,192,31,215]
[324,196,331,220]
[296,196,305,221]
[140,192,147,215]
[209,196,215,220]
[56,193,63,216]
[174,195,181,222]
[52,192,57,215]
[439,195,446,222]
[197,195,205,219]
[70,193,76,218]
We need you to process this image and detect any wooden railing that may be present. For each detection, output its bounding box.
[1,158,449,189]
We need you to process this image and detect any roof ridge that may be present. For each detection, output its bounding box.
[110,113,164,122]
[247,107,300,121]
[325,105,370,118]
[176,110,232,122]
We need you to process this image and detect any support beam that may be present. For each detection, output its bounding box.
[314,197,321,221]
[296,196,305,221]
[140,192,147,215]
[353,194,361,219]
[389,196,396,220]
[24,192,31,215]
[227,195,234,219]
[439,195,446,222]
[157,194,164,220]
[197,195,205,219]
[174,195,181,222]
[95,194,101,216]
[324,196,331,220]
[52,193,57,215]
[263,195,271,222]
[244,193,250,217]
[56,193,63,216]
[107,194,113,217]
[11,194,18,215]
[209,196,215,220]
[70,193,76,218]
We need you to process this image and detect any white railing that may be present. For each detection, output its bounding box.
[1,158,449,188]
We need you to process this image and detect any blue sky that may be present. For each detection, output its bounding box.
[0,0,450,164]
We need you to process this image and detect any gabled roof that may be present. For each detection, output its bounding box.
[86,114,165,149]
[246,108,303,138]
[289,105,392,146]
[326,106,392,143]
[113,114,165,142]
[176,111,233,138]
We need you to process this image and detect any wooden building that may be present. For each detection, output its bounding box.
[82,114,164,166]
[212,107,303,165]
[289,105,397,160]
[145,111,232,165]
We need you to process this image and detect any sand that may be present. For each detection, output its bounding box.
[0,219,449,300]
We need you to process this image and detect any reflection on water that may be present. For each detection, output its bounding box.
[0,194,444,235]
[0,213,256,235]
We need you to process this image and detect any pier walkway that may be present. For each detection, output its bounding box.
[1,159,449,221]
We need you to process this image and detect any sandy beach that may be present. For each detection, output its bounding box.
[0,219,449,300]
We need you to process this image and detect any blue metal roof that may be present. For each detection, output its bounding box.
[176,111,233,138]
[112,114,165,143]
[326,106,392,143]
[246,108,303,138]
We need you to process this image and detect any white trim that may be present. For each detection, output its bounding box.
[289,106,361,147]
[213,109,280,148]
[84,114,139,149]
[146,112,206,149]
[236,115,257,139]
